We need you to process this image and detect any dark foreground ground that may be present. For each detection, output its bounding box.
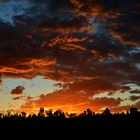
[0,108,140,133]
[0,107,139,140]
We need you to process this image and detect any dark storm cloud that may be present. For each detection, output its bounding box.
[109,1,140,46]
[0,0,139,81]
[0,0,140,111]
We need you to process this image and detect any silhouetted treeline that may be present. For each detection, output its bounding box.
[0,107,140,130]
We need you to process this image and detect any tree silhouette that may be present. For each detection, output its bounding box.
[46,109,53,117]
[102,108,111,116]
[130,107,138,115]
[38,107,45,117]
[86,108,93,116]
[54,110,65,118]
[0,107,139,130]
[21,112,26,118]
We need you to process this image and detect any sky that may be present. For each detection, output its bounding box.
[0,0,140,114]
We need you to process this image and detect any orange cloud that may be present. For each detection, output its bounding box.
[20,78,122,114]
[21,89,123,114]
[90,97,122,108]
[111,31,140,46]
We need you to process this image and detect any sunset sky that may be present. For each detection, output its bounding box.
[0,0,140,114]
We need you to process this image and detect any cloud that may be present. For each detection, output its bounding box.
[12,95,33,100]
[0,0,140,112]
[0,0,9,3]
[90,97,122,108]
[12,96,25,100]
[130,96,140,101]
[11,86,25,95]
[62,78,117,96]
[120,86,131,93]
[26,96,33,100]
[21,89,123,113]
[0,0,139,82]
[20,78,122,113]
[130,89,140,94]
[0,76,2,85]
[110,105,131,113]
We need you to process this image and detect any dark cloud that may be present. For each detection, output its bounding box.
[26,96,33,100]
[11,86,25,95]
[130,89,140,94]
[0,0,10,2]
[109,0,140,46]
[0,0,139,82]
[12,95,33,100]
[90,97,122,108]
[110,105,131,113]
[120,86,131,93]
[12,96,25,100]
[130,96,140,101]
[61,78,117,96]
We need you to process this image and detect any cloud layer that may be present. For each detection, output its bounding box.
[0,0,140,113]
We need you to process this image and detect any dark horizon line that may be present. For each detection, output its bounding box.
[0,107,139,117]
